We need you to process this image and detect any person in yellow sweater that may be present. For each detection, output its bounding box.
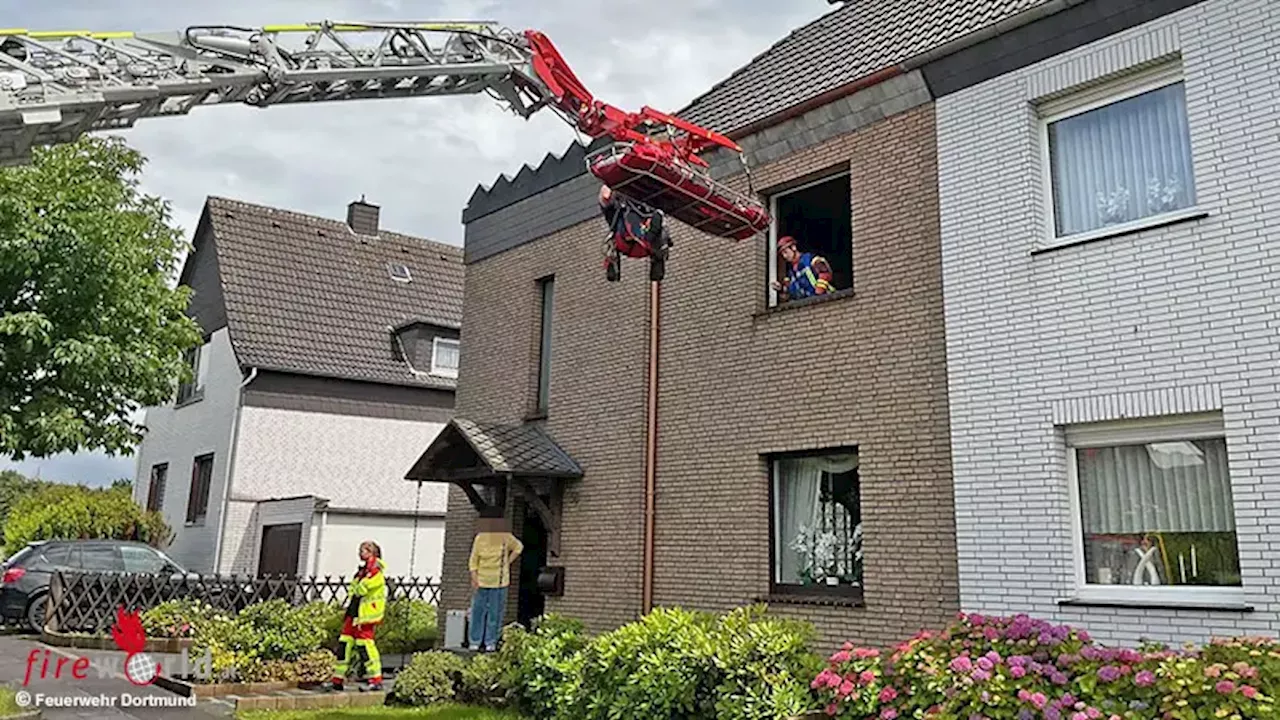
[468,510,523,652]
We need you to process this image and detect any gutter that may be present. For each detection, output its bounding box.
[641,281,660,613]
[211,365,258,574]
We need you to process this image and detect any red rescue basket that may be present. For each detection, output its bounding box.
[586,142,768,241]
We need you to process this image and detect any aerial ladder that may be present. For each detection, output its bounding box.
[0,21,769,243]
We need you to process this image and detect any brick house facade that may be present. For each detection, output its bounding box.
[413,0,1227,649]
[937,0,1280,645]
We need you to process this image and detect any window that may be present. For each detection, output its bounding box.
[121,546,168,574]
[771,449,862,595]
[186,454,214,525]
[431,337,460,378]
[35,545,71,568]
[79,545,123,572]
[146,463,167,513]
[1042,63,1197,241]
[535,276,554,415]
[767,173,853,307]
[388,262,412,283]
[176,342,208,405]
[1067,415,1241,602]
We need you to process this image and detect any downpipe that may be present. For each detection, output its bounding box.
[211,366,258,574]
[642,280,659,614]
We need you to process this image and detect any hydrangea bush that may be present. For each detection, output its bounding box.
[813,613,1278,720]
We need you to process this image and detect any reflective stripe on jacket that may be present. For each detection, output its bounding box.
[786,253,834,298]
[349,558,387,625]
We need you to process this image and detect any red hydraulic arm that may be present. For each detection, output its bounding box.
[523,31,742,167]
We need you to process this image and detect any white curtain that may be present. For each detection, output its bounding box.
[775,454,859,583]
[1077,438,1234,535]
[1049,82,1195,236]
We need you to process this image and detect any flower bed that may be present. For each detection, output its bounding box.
[812,612,1278,719]
[139,597,437,684]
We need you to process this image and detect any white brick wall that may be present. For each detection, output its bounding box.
[132,328,242,573]
[937,0,1280,644]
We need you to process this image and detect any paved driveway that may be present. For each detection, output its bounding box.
[0,634,230,719]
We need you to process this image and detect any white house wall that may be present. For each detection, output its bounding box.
[937,0,1280,644]
[219,405,449,577]
[310,512,445,581]
[132,327,243,573]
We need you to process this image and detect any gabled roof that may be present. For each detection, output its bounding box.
[193,196,464,390]
[677,0,1054,134]
[405,419,584,483]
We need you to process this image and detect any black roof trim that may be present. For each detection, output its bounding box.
[462,136,610,225]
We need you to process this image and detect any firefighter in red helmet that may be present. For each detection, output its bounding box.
[773,235,835,302]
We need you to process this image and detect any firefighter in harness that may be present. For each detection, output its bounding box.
[599,185,672,283]
[773,235,835,302]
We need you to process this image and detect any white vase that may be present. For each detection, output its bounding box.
[825,576,839,586]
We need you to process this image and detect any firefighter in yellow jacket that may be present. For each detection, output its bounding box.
[326,541,387,691]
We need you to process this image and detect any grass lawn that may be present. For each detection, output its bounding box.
[0,687,22,717]
[237,704,523,720]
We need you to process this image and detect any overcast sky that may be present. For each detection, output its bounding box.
[0,0,827,486]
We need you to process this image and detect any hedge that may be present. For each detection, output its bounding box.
[2,481,171,555]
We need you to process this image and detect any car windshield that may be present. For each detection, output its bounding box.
[152,549,185,573]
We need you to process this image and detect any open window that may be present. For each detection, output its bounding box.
[176,340,209,405]
[767,173,853,307]
[770,448,862,598]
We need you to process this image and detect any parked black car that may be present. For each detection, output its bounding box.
[0,539,191,632]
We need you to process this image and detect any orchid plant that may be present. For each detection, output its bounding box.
[790,523,863,586]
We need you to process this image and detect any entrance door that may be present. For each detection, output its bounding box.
[516,508,548,628]
[258,523,302,578]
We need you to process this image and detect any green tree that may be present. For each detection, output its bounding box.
[0,136,202,460]
[2,481,171,555]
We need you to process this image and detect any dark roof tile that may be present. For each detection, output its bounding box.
[678,0,1055,134]
[203,196,464,390]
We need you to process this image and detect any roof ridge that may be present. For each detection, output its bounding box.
[206,195,461,255]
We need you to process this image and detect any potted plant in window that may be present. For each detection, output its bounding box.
[790,525,839,586]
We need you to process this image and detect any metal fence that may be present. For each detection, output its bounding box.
[47,571,441,635]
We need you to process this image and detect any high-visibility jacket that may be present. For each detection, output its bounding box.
[348,558,387,625]
[785,253,835,299]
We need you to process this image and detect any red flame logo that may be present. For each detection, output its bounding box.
[109,607,160,686]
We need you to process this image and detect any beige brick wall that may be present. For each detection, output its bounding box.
[442,103,958,649]
[442,220,651,634]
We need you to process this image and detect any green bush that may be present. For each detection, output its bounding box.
[498,614,589,718]
[232,599,330,662]
[296,649,338,685]
[707,606,825,720]
[390,650,466,706]
[459,652,516,708]
[2,482,171,555]
[141,599,232,639]
[378,598,439,654]
[294,600,346,646]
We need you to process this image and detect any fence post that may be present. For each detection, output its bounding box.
[46,571,62,634]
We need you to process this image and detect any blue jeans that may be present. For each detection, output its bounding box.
[469,587,507,650]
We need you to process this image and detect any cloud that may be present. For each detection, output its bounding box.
[0,452,135,488]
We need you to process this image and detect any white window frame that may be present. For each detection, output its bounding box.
[1064,412,1245,607]
[1038,60,1201,250]
[176,341,208,405]
[766,171,851,309]
[430,337,460,378]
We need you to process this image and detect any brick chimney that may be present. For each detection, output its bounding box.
[346,196,380,235]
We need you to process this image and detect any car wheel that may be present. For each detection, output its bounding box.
[25,594,46,634]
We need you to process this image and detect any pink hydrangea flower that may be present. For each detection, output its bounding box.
[1030,692,1048,709]
[879,687,898,703]
[880,710,898,720]
[950,656,973,673]
[1216,680,1236,694]
[1242,685,1259,699]
[1011,666,1027,679]
[856,647,881,659]
[1134,671,1155,688]
[1205,665,1223,678]
[825,703,838,716]
[859,670,877,685]
[830,650,852,664]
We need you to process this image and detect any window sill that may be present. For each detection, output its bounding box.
[175,391,205,409]
[758,593,865,609]
[523,410,548,422]
[1058,590,1252,613]
[754,288,855,318]
[1031,208,1209,256]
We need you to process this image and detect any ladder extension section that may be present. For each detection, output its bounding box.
[0,22,549,166]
